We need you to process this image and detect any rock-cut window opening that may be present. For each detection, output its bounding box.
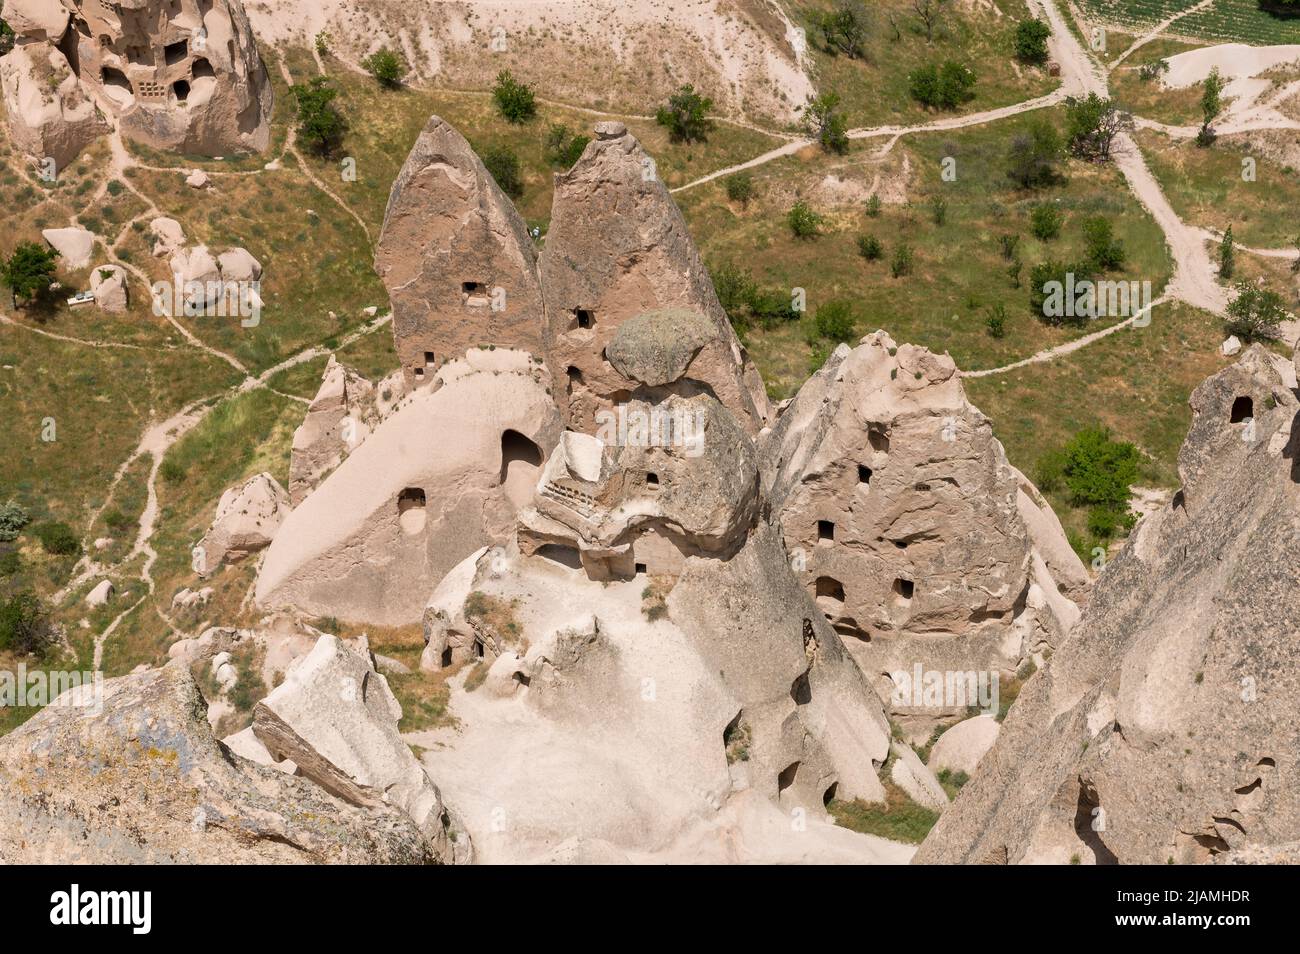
[857,464,872,485]
[173,79,190,102]
[164,40,188,66]
[1230,396,1253,424]
[893,578,915,603]
[397,487,426,535]
[574,308,594,330]
[815,576,845,604]
[646,472,660,489]
[868,427,890,455]
[817,520,834,543]
[192,57,216,80]
[499,430,543,486]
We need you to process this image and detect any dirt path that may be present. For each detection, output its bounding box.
[1109,0,1216,68]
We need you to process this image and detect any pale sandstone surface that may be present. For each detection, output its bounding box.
[197,471,288,572]
[0,664,442,863]
[915,347,1300,865]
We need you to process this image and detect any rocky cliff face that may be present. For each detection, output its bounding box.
[0,663,444,863]
[375,116,548,391]
[914,346,1300,864]
[762,332,1086,730]
[0,0,273,164]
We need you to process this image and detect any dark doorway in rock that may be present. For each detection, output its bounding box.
[574,308,594,329]
[440,646,453,668]
[858,464,872,485]
[817,519,835,543]
[868,426,890,454]
[173,79,190,102]
[893,578,915,602]
[777,761,800,794]
[815,577,846,603]
[473,639,485,660]
[397,487,427,535]
[646,472,660,489]
[499,429,542,485]
[191,57,215,80]
[164,39,188,66]
[791,670,811,705]
[1230,396,1253,423]
[635,562,648,575]
[536,544,582,570]
[822,782,838,806]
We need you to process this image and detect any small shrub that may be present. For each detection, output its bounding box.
[857,234,883,260]
[0,590,54,658]
[1219,225,1235,280]
[480,145,523,200]
[985,303,1007,338]
[1030,203,1063,240]
[788,200,823,239]
[929,195,948,225]
[866,194,882,218]
[0,501,30,543]
[361,48,405,89]
[492,70,536,123]
[1082,215,1125,271]
[909,61,976,110]
[997,233,1020,260]
[725,172,756,205]
[1225,281,1289,342]
[103,508,133,532]
[891,243,914,278]
[544,124,589,168]
[655,84,713,143]
[813,300,858,344]
[33,521,79,556]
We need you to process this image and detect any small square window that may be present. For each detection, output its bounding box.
[646,472,659,488]
[635,562,648,575]
[857,464,872,485]
[817,520,834,542]
[575,308,594,329]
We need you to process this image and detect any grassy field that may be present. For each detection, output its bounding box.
[1078,0,1300,44]
[1138,126,1300,248]
[1110,36,1210,126]
[677,106,1174,398]
[787,0,1059,129]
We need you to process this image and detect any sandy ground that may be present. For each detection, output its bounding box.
[245,0,813,122]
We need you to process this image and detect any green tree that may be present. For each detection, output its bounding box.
[1030,203,1063,240]
[801,92,850,154]
[289,78,347,156]
[725,172,756,205]
[817,0,870,59]
[891,243,915,278]
[492,70,537,123]
[1199,66,1224,143]
[1219,225,1235,279]
[985,303,1007,338]
[1082,216,1125,271]
[1006,118,1062,188]
[479,145,523,200]
[909,61,976,109]
[1013,18,1051,64]
[1064,93,1130,161]
[656,84,714,143]
[544,124,589,168]
[812,300,858,343]
[0,19,14,56]
[1039,427,1139,540]
[857,234,883,260]
[0,501,30,543]
[2,242,59,307]
[0,590,54,658]
[1029,260,1093,325]
[1225,281,1288,342]
[361,48,405,89]
[788,200,823,239]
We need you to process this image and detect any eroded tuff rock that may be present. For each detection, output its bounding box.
[256,348,563,626]
[0,38,109,168]
[375,115,547,390]
[253,635,470,864]
[0,663,441,863]
[197,471,289,573]
[762,332,1086,728]
[288,356,406,506]
[915,346,1300,865]
[413,357,899,863]
[540,122,769,433]
[0,0,273,164]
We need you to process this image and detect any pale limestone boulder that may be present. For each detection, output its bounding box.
[186,169,211,189]
[0,41,108,168]
[85,578,114,607]
[1,0,70,41]
[149,217,186,257]
[927,716,1000,777]
[197,472,289,572]
[171,586,213,609]
[90,263,127,312]
[252,635,468,863]
[220,726,296,774]
[916,348,1300,865]
[1221,335,1242,356]
[0,664,438,862]
[540,121,768,433]
[256,349,562,626]
[217,246,261,283]
[41,226,93,269]
[286,356,404,506]
[890,741,949,812]
[375,115,548,390]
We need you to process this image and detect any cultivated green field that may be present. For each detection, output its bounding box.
[1078,0,1300,44]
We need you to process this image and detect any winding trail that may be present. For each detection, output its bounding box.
[1110,0,1216,68]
